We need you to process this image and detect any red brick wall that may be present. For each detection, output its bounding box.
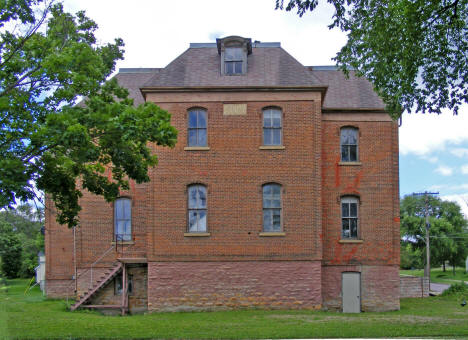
[147,261,322,311]
[45,201,75,297]
[321,117,400,266]
[322,265,400,311]
[145,95,322,261]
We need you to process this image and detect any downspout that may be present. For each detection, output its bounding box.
[73,226,77,294]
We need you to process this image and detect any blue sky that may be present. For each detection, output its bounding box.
[63,0,468,216]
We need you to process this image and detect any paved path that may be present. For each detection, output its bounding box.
[430,282,450,293]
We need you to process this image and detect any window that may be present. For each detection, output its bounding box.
[188,109,207,147]
[263,183,282,232]
[114,198,131,241]
[263,108,282,146]
[341,196,359,239]
[114,274,133,296]
[340,127,358,162]
[188,185,207,232]
[224,47,243,75]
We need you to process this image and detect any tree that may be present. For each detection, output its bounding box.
[0,0,178,227]
[400,195,468,273]
[0,221,23,279]
[275,0,468,118]
[0,204,44,277]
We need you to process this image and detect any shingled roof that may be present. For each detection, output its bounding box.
[141,43,324,88]
[309,66,385,110]
[115,42,385,111]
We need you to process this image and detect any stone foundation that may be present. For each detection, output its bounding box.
[147,261,322,312]
[86,264,148,314]
[322,265,400,312]
[45,279,75,298]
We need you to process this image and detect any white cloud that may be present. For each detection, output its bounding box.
[435,165,453,176]
[462,164,468,175]
[441,194,468,218]
[399,107,468,156]
[450,148,468,158]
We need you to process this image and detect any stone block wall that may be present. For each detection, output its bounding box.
[400,275,429,298]
[322,265,400,312]
[148,261,322,312]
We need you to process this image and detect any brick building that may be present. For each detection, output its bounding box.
[45,36,400,314]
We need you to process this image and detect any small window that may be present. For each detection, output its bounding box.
[263,108,282,146]
[188,109,207,147]
[114,198,131,241]
[225,47,243,75]
[263,183,282,232]
[188,185,207,232]
[341,196,359,239]
[114,274,133,296]
[341,127,358,162]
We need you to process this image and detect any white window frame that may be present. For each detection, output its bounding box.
[341,196,359,239]
[188,109,207,147]
[340,127,359,162]
[114,197,131,242]
[187,185,207,233]
[263,108,282,146]
[262,183,282,232]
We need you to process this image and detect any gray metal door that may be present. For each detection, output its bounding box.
[342,272,361,313]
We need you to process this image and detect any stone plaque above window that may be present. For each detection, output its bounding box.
[223,104,247,116]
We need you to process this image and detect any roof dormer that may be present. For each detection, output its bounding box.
[216,36,252,76]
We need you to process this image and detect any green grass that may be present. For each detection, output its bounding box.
[2,279,468,339]
[400,267,468,284]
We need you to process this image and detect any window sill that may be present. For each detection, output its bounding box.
[184,146,210,151]
[338,161,362,166]
[259,146,285,150]
[111,241,134,245]
[259,232,286,237]
[184,232,211,237]
[339,239,363,244]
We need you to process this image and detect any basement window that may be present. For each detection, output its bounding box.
[114,274,133,296]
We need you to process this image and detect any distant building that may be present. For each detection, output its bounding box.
[35,251,45,292]
[45,36,400,314]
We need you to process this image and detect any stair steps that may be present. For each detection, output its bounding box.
[71,262,123,311]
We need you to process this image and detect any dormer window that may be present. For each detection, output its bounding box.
[217,36,252,76]
[225,47,243,75]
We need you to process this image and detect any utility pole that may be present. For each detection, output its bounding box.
[412,191,438,287]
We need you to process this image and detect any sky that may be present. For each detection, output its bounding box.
[63,0,468,217]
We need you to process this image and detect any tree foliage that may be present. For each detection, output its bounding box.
[400,195,468,271]
[276,0,468,118]
[0,220,23,278]
[0,204,43,277]
[0,0,178,227]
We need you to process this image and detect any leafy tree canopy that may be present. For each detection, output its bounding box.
[400,195,468,270]
[276,0,468,118]
[0,0,178,227]
[0,220,23,278]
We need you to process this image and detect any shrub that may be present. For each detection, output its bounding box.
[441,282,468,298]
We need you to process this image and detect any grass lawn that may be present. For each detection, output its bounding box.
[400,267,468,284]
[2,279,468,339]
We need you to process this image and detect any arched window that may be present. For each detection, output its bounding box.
[340,127,358,162]
[263,183,282,232]
[114,198,131,241]
[188,185,207,232]
[341,196,359,239]
[188,109,207,147]
[263,108,282,146]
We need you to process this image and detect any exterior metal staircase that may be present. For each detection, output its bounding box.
[70,262,122,311]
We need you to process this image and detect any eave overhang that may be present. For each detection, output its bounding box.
[140,85,328,104]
